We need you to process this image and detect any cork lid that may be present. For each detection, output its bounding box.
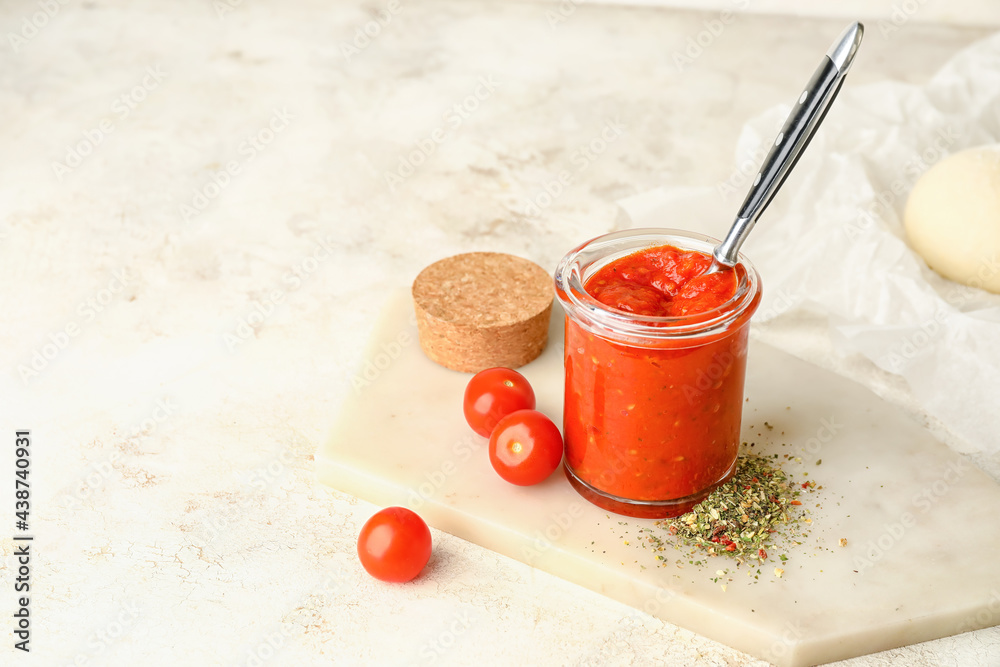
[412,252,553,373]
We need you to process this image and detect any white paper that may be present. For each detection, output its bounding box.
[618,32,1000,454]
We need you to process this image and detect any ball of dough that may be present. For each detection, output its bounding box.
[904,145,1000,294]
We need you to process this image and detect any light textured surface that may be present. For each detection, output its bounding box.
[1,1,999,665]
[558,0,1000,28]
[321,292,1000,667]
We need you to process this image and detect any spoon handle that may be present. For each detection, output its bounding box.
[713,22,864,267]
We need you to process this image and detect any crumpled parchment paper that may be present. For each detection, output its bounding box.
[619,32,1000,455]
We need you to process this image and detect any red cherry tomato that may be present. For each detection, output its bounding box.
[489,409,563,486]
[463,367,536,437]
[357,507,432,583]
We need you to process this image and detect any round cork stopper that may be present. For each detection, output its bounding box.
[412,252,553,373]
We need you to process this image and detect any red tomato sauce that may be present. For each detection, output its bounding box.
[585,244,736,317]
[563,244,749,513]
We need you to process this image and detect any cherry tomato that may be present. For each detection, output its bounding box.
[463,367,536,437]
[489,409,563,486]
[357,507,432,583]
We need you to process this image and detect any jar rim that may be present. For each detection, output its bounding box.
[554,227,762,341]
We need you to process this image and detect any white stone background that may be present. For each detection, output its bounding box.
[1,0,999,665]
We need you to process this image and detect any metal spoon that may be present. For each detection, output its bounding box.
[704,21,864,275]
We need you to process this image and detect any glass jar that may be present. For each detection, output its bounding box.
[554,228,762,518]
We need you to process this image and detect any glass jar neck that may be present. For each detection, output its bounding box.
[554,228,762,346]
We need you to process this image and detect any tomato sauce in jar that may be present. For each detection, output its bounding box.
[555,230,762,518]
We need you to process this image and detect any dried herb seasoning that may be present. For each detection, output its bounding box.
[652,455,802,565]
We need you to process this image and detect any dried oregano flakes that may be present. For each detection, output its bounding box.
[642,455,810,575]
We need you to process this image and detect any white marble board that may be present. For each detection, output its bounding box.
[319,291,1000,667]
